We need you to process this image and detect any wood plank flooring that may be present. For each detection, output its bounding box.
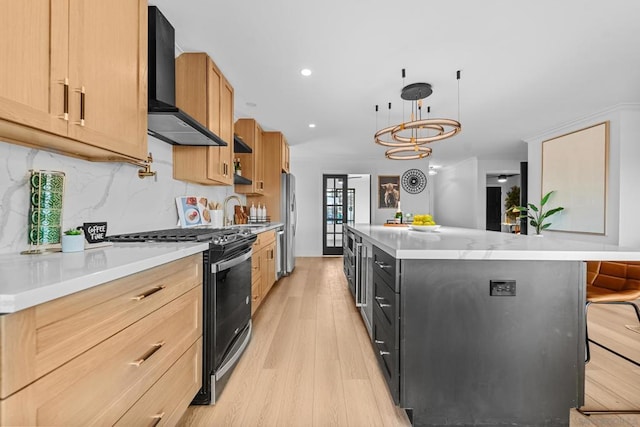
[179,257,640,427]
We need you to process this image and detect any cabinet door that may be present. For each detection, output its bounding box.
[264,241,276,294]
[255,126,265,193]
[0,1,68,137]
[66,0,146,160]
[219,76,234,184]
[281,137,290,173]
[205,59,226,183]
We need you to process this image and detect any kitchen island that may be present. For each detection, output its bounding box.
[348,224,640,427]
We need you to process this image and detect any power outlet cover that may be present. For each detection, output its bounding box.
[490,280,516,296]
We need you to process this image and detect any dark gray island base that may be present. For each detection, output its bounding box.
[343,224,640,427]
[400,258,584,426]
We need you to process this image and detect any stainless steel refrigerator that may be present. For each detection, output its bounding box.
[280,173,296,275]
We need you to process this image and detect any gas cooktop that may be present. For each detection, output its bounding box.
[107,227,252,244]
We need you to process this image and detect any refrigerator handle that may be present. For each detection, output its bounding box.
[292,192,297,236]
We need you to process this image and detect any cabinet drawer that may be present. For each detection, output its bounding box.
[253,229,275,252]
[251,277,262,315]
[115,338,202,427]
[0,286,202,426]
[372,246,397,289]
[373,271,398,329]
[372,311,399,404]
[0,254,202,399]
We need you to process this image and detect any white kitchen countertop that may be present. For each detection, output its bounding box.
[350,224,640,261]
[0,242,209,314]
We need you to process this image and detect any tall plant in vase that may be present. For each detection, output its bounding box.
[518,191,564,235]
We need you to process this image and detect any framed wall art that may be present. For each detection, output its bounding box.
[378,175,400,209]
[541,121,608,234]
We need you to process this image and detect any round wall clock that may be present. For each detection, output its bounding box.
[401,169,427,194]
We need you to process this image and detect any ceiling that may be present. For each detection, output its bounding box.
[150,0,640,166]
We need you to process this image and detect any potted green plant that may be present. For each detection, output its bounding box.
[61,228,85,253]
[518,191,565,235]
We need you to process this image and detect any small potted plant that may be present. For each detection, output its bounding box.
[517,190,565,235]
[61,228,85,253]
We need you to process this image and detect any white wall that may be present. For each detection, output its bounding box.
[433,157,479,228]
[291,156,434,257]
[524,104,640,247]
[618,108,640,248]
[0,136,242,254]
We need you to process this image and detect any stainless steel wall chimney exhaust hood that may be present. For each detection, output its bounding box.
[147,6,226,147]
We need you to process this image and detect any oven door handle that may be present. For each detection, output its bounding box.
[213,248,253,273]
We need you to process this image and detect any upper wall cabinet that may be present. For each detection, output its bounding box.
[0,0,147,162]
[281,134,290,173]
[235,118,264,195]
[173,53,234,185]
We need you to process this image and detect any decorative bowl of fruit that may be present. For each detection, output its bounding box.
[409,214,441,232]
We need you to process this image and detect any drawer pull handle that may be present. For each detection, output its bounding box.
[75,86,86,126]
[374,260,391,270]
[375,296,391,308]
[132,285,165,301]
[130,341,165,367]
[379,350,391,356]
[151,411,165,427]
[62,77,69,121]
[374,339,385,344]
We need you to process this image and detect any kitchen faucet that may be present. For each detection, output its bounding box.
[223,195,243,226]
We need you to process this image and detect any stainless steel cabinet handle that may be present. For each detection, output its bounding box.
[379,350,391,356]
[374,339,385,344]
[374,260,391,270]
[375,296,391,308]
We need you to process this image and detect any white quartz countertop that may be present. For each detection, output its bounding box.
[350,224,640,261]
[0,242,209,314]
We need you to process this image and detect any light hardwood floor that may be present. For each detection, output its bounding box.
[180,257,640,427]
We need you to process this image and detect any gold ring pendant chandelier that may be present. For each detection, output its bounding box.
[374,70,461,160]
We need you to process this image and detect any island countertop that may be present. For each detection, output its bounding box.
[349,224,640,261]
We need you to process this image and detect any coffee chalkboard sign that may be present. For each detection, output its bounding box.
[83,222,107,244]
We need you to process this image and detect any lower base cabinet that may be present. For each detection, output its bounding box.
[251,230,276,315]
[116,338,202,426]
[0,254,203,426]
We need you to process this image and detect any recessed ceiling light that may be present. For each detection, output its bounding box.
[308,123,316,128]
[300,68,312,77]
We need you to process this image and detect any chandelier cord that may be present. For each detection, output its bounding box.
[457,70,461,123]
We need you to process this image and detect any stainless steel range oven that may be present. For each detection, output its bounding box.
[108,227,257,405]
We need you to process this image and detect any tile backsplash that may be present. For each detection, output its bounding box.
[0,136,240,255]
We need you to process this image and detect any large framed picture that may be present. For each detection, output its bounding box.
[541,121,608,234]
[378,175,400,209]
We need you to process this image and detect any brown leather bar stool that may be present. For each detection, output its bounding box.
[579,261,640,415]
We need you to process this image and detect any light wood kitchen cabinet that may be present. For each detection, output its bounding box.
[248,131,290,222]
[173,53,234,185]
[281,135,290,173]
[0,0,147,162]
[250,230,276,315]
[0,254,202,425]
[235,118,265,195]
